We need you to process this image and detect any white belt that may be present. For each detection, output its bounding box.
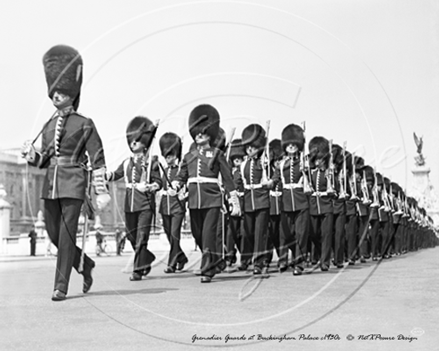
[270,191,282,197]
[283,183,302,189]
[188,176,219,185]
[244,184,263,190]
[312,191,329,197]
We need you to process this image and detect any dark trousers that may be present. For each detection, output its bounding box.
[346,214,358,261]
[266,215,281,264]
[190,207,221,277]
[379,220,389,256]
[162,213,187,268]
[45,198,94,294]
[310,212,334,268]
[215,210,228,264]
[333,212,346,265]
[243,209,269,268]
[280,209,309,268]
[226,215,242,263]
[369,219,380,258]
[358,215,370,259]
[125,210,156,273]
[30,240,36,256]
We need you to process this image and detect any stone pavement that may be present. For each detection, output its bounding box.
[0,239,438,351]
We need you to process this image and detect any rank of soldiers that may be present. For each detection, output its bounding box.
[22,45,438,300]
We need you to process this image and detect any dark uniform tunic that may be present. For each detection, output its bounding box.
[226,166,244,265]
[175,147,235,278]
[29,110,104,294]
[108,155,162,274]
[273,156,309,269]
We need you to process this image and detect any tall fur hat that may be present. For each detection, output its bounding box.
[281,124,305,152]
[383,177,391,192]
[308,136,329,165]
[212,127,226,152]
[269,139,283,164]
[331,144,343,172]
[376,172,384,186]
[241,124,266,151]
[126,116,157,150]
[188,104,220,143]
[354,156,365,172]
[362,165,375,183]
[43,45,83,110]
[229,138,246,160]
[390,181,401,196]
[159,132,182,160]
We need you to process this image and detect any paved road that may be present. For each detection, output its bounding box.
[0,239,438,351]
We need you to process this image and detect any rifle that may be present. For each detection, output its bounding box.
[300,121,312,194]
[261,120,271,180]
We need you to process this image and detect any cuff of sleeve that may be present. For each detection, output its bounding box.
[93,167,109,195]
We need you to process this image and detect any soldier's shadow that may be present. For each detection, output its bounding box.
[74,287,179,298]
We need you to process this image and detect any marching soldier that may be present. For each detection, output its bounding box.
[106,116,162,281]
[345,152,359,265]
[225,139,246,266]
[273,124,310,275]
[354,157,370,263]
[238,123,273,274]
[158,132,188,273]
[21,45,110,301]
[266,139,283,266]
[173,104,240,283]
[331,144,347,268]
[308,136,334,271]
[376,172,390,259]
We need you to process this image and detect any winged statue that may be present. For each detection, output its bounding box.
[413,132,425,166]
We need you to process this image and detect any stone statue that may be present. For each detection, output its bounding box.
[413,132,426,166]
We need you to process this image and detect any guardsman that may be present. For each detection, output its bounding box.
[376,172,390,259]
[308,136,334,271]
[345,151,359,265]
[21,45,110,301]
[158,132,188,273]
[239,123,273,274]
[225,138,246,267]
[331,144,347,268]
[106,117,162,281]
[390,181,404,256]
[274,124,310,275]
[381,176,393,258]
[267,139,283,266]
[354,157,370,263]
[173,104,240,283]
[362,165,380,261]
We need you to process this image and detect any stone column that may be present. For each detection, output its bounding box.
[0,184,12,254]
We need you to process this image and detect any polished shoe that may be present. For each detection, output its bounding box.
[348,260,355,266]
[141,266,151,276]
[51,290,66,301]
[336,263,344,269]
[164,267,176,274]
[360,258,367,263]
[176,258,189,271]
[279,264,288,273]
[237,263,248,271]
[129,272,142,281]
[82,261,95,293]
[293,267,303,276]
[200,276,212,283]
[320,265,329,272]
[253,266,262,275]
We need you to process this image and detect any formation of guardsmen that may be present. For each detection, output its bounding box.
[22,45,438,300]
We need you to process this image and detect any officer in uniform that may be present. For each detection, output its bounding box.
[173,104,240,283]
[106,116,162,281]
[158,132,188,273]
[22,45,110,301]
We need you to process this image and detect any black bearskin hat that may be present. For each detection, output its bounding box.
[229,138,246,160]
[241,124,266,151]
[331,144,343,172]
[384,177,391,192]
[354,156,365,172]
[390,181,401,196]
[188,104,220,144]
[212,127,226,152]
[308,136,329,165]
[376,172,383,186]
[362,165,375,183]
[281,124,305,152]
[269,139,283,164]
[159,132,182,160]
[43,45,83,110]
[126,116,157,151]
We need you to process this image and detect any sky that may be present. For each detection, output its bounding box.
[0,0,438,196]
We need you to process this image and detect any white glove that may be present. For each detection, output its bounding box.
[21,140,36,162]
[167,188,177,196]
[135,182,148,192]
[178,190,188,201]
[261,179,273,189]
[228,191,241,217]
[145,183,159,193]
[96,193,111,210]
[171,180,180,191]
